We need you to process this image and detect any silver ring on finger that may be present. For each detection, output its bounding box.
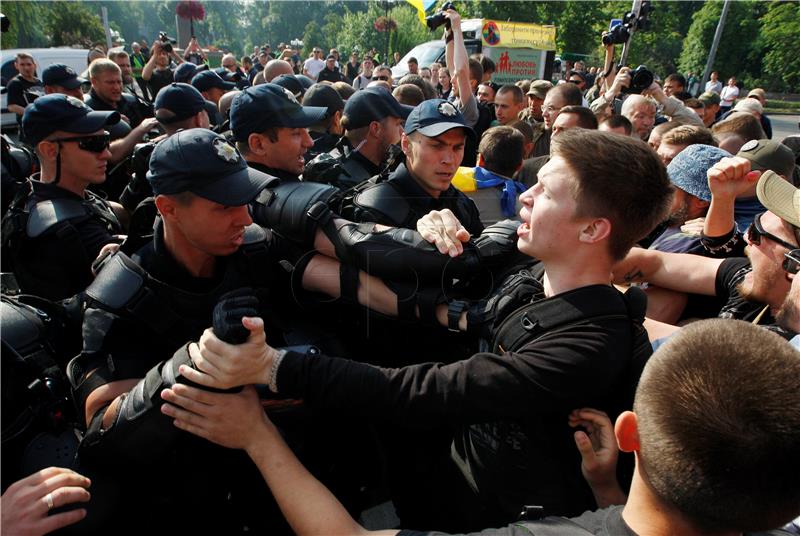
[45,492,54,511]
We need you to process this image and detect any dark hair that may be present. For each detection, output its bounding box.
[636,319,800,532]
[392,84,424,107]
[407,57,418,65]
[480,55,495,74]
[601,115,632,135]
[479,126,524,177]
[664,73,686,88]
[712,113,766,142]
[467,58,484,84]
[661,125,717,147]
[552,130,672,260]
[496,84,524,104]
[549,82,583,106]
[507,119,534,144]
[558,105,598,130]
[684,98,704,110]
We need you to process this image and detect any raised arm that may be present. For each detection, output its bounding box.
[611,247,723,296]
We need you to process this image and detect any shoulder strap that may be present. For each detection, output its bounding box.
[492,285,631,354]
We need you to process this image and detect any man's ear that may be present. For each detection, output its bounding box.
[154,194,177,220]
[477,153,486,168]
[615,411,640,453]
[36,140,59,160]
[690,196,710,213]
[248,132,268,156]
[579,217,612,245]
[400,132,412,157]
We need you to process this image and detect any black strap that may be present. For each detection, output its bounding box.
[447,299,468,332]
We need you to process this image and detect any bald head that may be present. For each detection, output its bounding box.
[263,59,294,83]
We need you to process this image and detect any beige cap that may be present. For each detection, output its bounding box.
[756,170,800,227]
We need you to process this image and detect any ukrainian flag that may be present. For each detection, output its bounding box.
[407,0,438,26]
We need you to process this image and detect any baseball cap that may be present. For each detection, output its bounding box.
[303,83,344,115]
[191,70,236,93]
[342,87,413,130]
[747,88,766,100]
[41,64,85,90]
[229,83,327,142]
[737,139,796,179]
[698,91,721,106]
[296,75,315,91]
[147,128,277,205]
[154,83,207,123]
[756,170,800,227]
[527,80,553,99]
[404,98,475,141]
[272,74,305,98]
[22,94,120,146]
[174,62,208,84]
[666,144,731,202]
[733,98,763,116]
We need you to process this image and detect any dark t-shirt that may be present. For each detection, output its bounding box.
[276,279,645,526]
[397,505,793,536]
[7,75,44,125]
[714,257,773,324]
[147,67,174,101]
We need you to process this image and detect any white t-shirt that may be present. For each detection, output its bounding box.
[705,80,722,94]
[720,85,739,107]
[303,58,325,80]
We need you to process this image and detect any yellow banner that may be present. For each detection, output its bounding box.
[481,20,556,50]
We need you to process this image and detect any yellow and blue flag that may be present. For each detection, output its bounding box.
[407,0,438,26]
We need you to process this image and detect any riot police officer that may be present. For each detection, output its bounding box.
[1,94,123,300]
[340,98,484,236]
[304,86,412,190]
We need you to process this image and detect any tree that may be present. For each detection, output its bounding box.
[759,1,800,92]
[302,20,326,58]
[45,2,105,48]
[0,2,47,48]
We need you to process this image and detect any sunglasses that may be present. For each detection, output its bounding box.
[746,212,798,251]
[568,79,582,84]
[784,249,800,275]
[49,133,111,153]
[371,75,389,81]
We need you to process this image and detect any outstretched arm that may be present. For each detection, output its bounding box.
[161,385,397,536]
[611,247,723,297]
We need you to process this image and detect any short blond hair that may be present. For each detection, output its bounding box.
[89,58,121,80]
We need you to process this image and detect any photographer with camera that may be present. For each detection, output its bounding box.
[183,36,207,66]
[142,35,183,101]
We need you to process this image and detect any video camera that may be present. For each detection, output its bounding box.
[426,2,456,31]
[158,31,177,53]
[604,0,654,94]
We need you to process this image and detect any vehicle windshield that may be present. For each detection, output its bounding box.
[400,42,444,67]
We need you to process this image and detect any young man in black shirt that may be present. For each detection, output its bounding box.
[6,53,44,134]
[164,319,800,536]
[165,130,674,530]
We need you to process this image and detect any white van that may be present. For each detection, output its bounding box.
[1,48,89,132]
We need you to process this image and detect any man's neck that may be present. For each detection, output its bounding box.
[622,472,742,536]
[162,224,217,278]
[21,74,37,83]
[542,256,612,296]
[40,172,87,198]
[359,140,385,167]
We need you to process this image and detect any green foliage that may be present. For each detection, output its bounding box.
[334,10,382,58]
[759,1,800,92]
[0,2,47,49]
[388,4,433,57]
[45,2,105,48]
[302,20,325,57]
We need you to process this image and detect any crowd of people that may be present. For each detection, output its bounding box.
[2,7,800,536]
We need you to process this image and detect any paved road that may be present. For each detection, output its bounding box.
[771,114,799,140]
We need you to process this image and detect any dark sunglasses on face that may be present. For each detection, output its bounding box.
[372,75,389,81]
[49,133,111,153]
[746,212,798,251]
[568,79,582,84]
[784,249,800,275]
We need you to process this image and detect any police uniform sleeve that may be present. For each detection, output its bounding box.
[274,322,630,425]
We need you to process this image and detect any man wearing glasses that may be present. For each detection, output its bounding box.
[303,47,326,81]
[612,157,800,342]
[529,82,582,158]
[1,94,124,300]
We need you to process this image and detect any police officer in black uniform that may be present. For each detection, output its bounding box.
[229,83,326,183]
[302,83,345,159]
[121,83,211,236]
[340,98,484,236]
[304,86,412,190]
[1,94,123,300]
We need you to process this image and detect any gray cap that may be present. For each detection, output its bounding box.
[667,144,731,202]
[737,139,796,179]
